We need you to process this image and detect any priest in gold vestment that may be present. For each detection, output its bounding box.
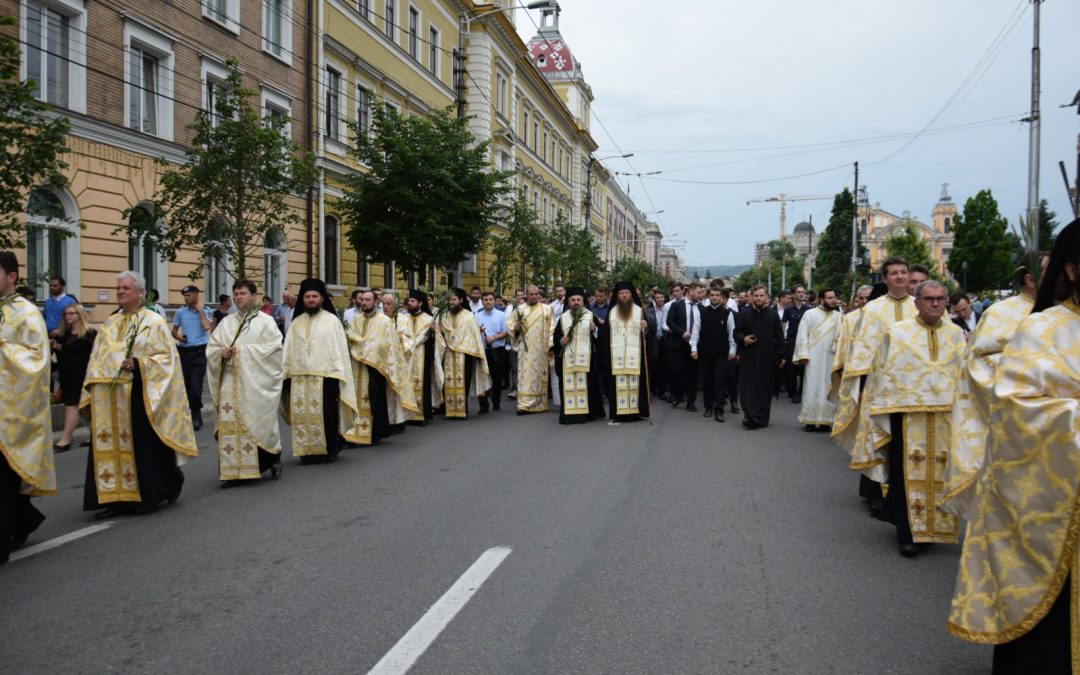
[206,280,283,486]
[601,282,651,422]
[833,260,916,512]
[792,289,842,430]
[82,271,198,518]
[552,287,603,424]
[281,278,360,463]
[399,290,435,424]
[855,280,964,556]
[345,289,417,445]
[506,285,554,414]
[0,251,53,560]
[940,274,1035,519]
[828,285,871,428]
[434,288,491,418]
[948,218,1080,673]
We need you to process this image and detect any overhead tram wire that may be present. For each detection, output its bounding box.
[638,162,853,187]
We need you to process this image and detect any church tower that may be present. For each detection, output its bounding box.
[932,183,957,234]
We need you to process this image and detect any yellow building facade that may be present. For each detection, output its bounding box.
[859,183,958,277]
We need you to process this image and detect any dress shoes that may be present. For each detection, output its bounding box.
[685,404,698,412]
[703,407,713,417]
[492,401,500,411]
[270,460,283,480]
[54,442,72,453]
[714,411,725,423]
[804,425,816,432]
[741,420,757,429]
[898,543,919,557]
[192,413,204,432]
[93,507,119,520]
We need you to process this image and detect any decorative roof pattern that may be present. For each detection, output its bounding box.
[527,37,579,77]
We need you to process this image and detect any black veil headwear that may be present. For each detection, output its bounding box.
[295,277,337,318]
[1034,217,1080,312]
[408,289,432,315]
[611,280,642,306]
[868,282,888,302]
[565,286,586,300]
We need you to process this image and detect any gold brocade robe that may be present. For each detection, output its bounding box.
[0,295,55,496]
[609,304,644,417]
[281,310,360,455]
[399,310,434,422]
[80,308,198,504]
[948,301,1080,656]
[507,302,554,413]
[793,307,841,426]
[832,295,916,456]
[434,310,491,418]
[828,309,863,453]
[345,311,418,443]
[206,310,283,480]
[857,317,965,544]
[555,308,594,417]
[940,293,1034,518]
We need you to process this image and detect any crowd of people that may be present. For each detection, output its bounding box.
[1,216,1077,669]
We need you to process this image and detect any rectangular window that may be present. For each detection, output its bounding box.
[25,1,69,107]
[428,26,438,76]
[542,131,547,161]
[383,260,394,289]
[128,46,157,134]
[325,67,341,141]
[263,0,288,58]
[356,86,370,137]
[522,111,529,144]
[205,0,227,22]
[532,121,538,152]
[384,1,395,40]
[205,77,226,127]
[408,7,419,59]
[204,0,239,32]
[358,0,369,20]
[324,217,339,285]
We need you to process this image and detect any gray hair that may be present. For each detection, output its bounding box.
[857,284,873,295]
[117,270,146,291]
[914,279,946,299]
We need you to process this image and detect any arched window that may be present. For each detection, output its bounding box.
[860,218,868,235]
[263,229,286,302]
[943,216,951,234]
[26,186,79,298]
[128,203,165,294]
[323,215,339,285]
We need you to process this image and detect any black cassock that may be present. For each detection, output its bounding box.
[552,319,605,424]
[733,305,785,428]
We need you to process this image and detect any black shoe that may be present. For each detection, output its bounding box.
[731,404,740,414]
[220,480,241,489]
[270,460,283,480]
[54,442,72,453]
[685,404,698,412]
[792,397,802,404]
[703,407,713,417]
[804,425,816,432]
[167,493,180,505]
[868,499,884,518]
[898,543,919,557]
[715,412,725,423]
[193,414,203,432]
[671,398,682,408]
[93,507,119,520]
[741,420,757,429]
[492,401,500,411]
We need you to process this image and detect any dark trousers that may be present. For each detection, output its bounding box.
[1,455,45,554]
[484,347,507,403]
[992,575,1072,674]
[885,412,913,546]
[666,344,689,402]
[784,353,804,399]
[727,360,739,407]
[178,345,207,414]
[700,353,731,410]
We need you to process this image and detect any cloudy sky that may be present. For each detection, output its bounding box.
[514,0,1080,267]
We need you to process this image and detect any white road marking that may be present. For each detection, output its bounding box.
[368,546,513,675]
[9,522,115,562]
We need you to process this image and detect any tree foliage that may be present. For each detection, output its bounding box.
[126,61,315,281]
[0,15,72,248]
[948,189,1013,292]
[341,103,513,285]
[734,240,806,294]
[607,256,669,296]
[544,212,607,290]
[883,223,935,272]
[812,189,867,293]
[488,190,547,293]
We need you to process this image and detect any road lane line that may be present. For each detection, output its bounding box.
[368,546,513,675]
[9,522,116,562]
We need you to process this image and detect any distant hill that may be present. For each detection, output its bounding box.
[685,264,752,279]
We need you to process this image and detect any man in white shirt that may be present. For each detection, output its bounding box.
[468,286,484,314]
[550,285,565,319]
[342,289,363,323]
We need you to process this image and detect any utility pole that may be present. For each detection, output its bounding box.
[850,161,859,297]
[807,214,814,290]
[1025,0,1042,250]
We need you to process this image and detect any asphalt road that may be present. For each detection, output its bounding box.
[1,395,989,674]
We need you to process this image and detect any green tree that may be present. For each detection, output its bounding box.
[607,257,668,296]
[0,15,72,249]
[544,212,606,290]
[341,103,513,285]
[949,189,1013,291]
[734,250,806,294]
[1037,199,1058,249]
[488,190,547,293]
[126,61,315,281]
[883,223,935,272]
[812,189,867,292]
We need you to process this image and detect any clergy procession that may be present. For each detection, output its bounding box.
[1,217,1079,670]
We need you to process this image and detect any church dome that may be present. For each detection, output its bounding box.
[792,221,814,235]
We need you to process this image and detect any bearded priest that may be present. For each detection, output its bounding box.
[600,281,651,423]
[81,271,198,518]
[434,288,491,419]
[281,278,360,463]
[0,251,53,560]
[792,288,842,431]
[552,287,603,424]
[206,279,283,486]
[345,289,418,444]
[399,289,435,424]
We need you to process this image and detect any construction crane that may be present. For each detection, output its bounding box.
[746,193,833,241]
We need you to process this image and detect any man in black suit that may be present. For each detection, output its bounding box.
[666,281,703,411]
[692,286,737,422]
[780,284,810,403]
[950,292,979,335]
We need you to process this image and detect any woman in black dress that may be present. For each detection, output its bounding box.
[53,304,96,452]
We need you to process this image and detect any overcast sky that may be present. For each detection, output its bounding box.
[515,0,1080,267]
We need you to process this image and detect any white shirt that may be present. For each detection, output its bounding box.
[469,298,483,313]
[659,299,676,336]
[342,306,359,323]
[727,298,739,313]
[690,305,737,355]
[551,299,564,318]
